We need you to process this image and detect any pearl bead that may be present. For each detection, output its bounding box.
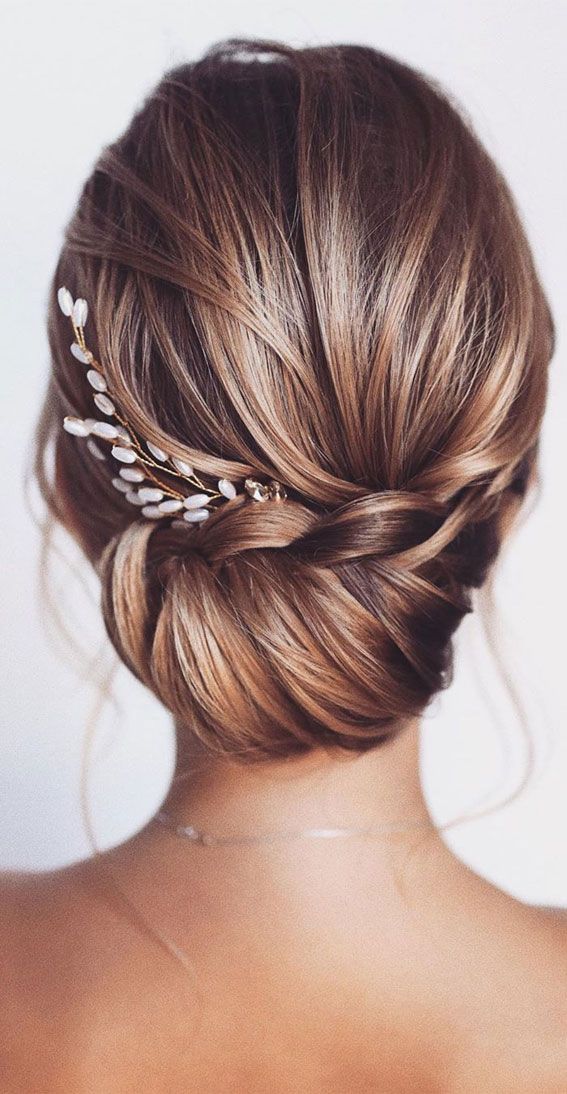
[87,369,107,392]
[183,493,210,510]
[119,467,145,482]
[218,478,237,499]
[138,487,165,503]
[86,438,106,461]
[157,499,184,513]
[57,287,74,316]
[111,445,137,464]
[70,342,90,364]
[93,393,115,416]
[90,421,118,440]
[183,508,209,523]
[146,441,168,462]
[172,457,194,477]
[112,477,130,493]
[63,416,89,437]
[72,298,88,326]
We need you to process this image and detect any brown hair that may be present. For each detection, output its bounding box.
[34,38,554,766]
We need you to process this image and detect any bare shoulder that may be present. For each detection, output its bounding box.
[0,862,123,1092]
[1,864,84,995]
[0,860,98,966]
[0,856,139,1006]
[446,896,567,1093]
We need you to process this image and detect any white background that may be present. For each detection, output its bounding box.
[0,0,565,903]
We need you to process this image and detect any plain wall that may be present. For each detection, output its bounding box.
[1,0,565,903]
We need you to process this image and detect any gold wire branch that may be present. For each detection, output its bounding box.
[58,286,286,524]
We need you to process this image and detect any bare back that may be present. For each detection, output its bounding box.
[2,831,567,1093]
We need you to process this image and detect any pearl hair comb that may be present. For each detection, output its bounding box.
[58,287,287,523]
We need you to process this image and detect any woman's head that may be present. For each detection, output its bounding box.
[35,38,554,763]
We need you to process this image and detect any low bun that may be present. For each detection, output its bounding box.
[98,482,504,761]
[99,515,326,760]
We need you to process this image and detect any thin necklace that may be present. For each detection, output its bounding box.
[155,809,434,847]
[103,809,438,982]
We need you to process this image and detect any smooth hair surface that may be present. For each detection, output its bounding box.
[35,38,554,762]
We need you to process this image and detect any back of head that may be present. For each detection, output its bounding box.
[36,38,554,762]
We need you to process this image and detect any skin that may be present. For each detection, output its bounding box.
[1,717,566,1093]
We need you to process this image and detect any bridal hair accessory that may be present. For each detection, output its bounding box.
[58,286,287,523]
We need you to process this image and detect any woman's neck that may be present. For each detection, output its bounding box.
[160,716,433,838]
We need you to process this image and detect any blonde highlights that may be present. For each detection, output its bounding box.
[35,38,554,763]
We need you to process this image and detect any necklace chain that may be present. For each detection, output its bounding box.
[155,809,433,847]
[112,810,438,978]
